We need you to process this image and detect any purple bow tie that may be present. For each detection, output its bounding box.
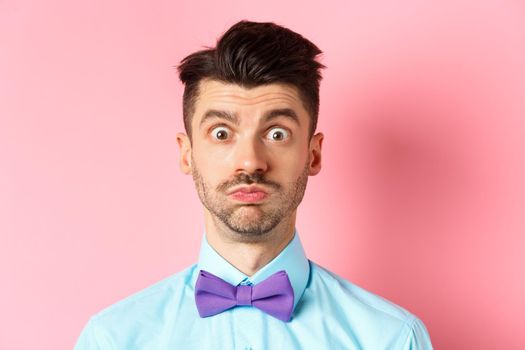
[194,269,294,322]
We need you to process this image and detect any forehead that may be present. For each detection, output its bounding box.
[193,79,307,118]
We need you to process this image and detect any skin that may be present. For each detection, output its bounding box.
[176,79,323,276]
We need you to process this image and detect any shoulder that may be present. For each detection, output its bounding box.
[303,261,433,348]
[91,264,196,326]
[308,261,415,323]
[74,265,198,349]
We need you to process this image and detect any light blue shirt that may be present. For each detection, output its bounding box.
[75,230,433,349]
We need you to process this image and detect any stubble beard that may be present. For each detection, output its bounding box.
[191,161,309,238]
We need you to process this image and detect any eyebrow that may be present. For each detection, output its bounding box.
[199,108,300,128]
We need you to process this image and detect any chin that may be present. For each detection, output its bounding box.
[228,216,281,236]
[230,226,275,237]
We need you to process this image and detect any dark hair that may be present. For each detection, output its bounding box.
[177,20,325,140]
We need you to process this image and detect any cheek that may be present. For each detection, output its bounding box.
[192,144,231,180]
[270,148,309,178]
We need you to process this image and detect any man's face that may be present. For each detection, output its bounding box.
[177,79,323,237]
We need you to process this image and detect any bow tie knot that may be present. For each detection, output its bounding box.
[195,270,294,322]
[236,285,252,306]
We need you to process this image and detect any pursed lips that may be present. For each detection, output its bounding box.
[227,185,269,203]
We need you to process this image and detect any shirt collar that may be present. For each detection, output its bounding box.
[196,228,310,310]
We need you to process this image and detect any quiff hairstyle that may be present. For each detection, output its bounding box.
[177,20,325,140]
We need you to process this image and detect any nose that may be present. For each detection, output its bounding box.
[232,135,269,174]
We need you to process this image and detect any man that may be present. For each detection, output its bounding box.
[75,20,433,349]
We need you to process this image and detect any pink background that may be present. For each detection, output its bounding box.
[1,0,524,349]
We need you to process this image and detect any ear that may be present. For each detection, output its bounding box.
[308,132,324,176]
[176,132,192,175]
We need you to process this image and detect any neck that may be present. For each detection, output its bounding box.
[203,210,296,276]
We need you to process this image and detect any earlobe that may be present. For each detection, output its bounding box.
[308,132,324,176]
[176,132,192,175]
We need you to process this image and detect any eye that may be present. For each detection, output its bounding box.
[210,126,230,141]
[266,127,289,142]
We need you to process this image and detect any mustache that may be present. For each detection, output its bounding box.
[217,172,281,193]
